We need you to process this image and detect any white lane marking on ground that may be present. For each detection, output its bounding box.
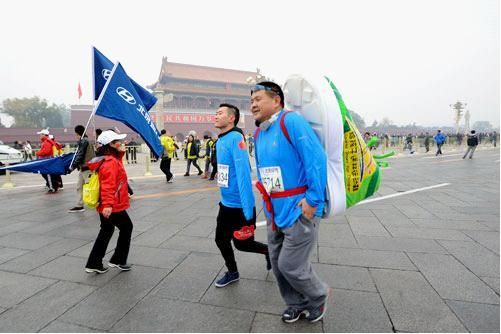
[0,181,78,191]
[495,160,500,163]
[357,183,450,205]
[0,173,179,191]
[254,183,451,228]
[431,158,464,163]
[421,153,464,159]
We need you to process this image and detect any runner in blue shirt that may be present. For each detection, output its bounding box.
[213,103,271,288]
[251,82,329,324]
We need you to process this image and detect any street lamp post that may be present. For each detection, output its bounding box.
[449,101,467,134]
[464,109,470,134]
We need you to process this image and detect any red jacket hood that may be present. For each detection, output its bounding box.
[87,152,125,171]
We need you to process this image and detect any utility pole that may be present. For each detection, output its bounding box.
[449,101,467,134]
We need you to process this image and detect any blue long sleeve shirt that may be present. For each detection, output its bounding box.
[216,128,255,221]
[255,109,327,229]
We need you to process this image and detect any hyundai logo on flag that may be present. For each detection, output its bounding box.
[116,87,136,104]
[102,69,112,80]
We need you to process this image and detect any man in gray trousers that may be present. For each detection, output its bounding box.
[251,81,329,324]
[463,130,479,159]
[68,125,95,212]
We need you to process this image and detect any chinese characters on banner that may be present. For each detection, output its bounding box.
[151,112,244,126]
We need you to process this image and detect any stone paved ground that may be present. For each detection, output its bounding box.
[0,147,499,332]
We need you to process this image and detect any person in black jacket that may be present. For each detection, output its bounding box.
[184,134,203,176]
[68,125,95,212]
[463,130,479,159]
[208,136,218,181]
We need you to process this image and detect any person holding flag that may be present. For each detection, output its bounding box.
[49,134,64,190]
[68,125,95,213]
[35,129,59,193]
[212,103,271,288]
[251,82,329,323]
[85,130,133,273]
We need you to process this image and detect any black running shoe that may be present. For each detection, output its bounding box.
[108,262,132,271]
[85,265,109,274]
[281,307,308,323]
[68,206,85,213]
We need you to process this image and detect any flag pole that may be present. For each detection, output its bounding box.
[69,105,96,170]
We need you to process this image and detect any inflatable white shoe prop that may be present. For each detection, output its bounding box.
[283,74,381,217]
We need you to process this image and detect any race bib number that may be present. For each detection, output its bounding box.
[259,166,284,193]
[217,164,229,188]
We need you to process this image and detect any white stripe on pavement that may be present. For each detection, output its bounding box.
[255,182,450,228]
[421,153,463,159]
[431,158,464,163]
[357,183,450,204]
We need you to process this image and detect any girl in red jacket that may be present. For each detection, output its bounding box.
[85,130,133,274]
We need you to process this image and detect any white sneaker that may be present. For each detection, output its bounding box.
[168,174,175,183]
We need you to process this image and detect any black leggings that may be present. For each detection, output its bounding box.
[160,157,173,180]
[215,203,268,272]
[210,161,217,179]
[86,210,133,268]
[186,158,202,174]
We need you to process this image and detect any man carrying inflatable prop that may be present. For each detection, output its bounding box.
[248,75,390,324]
[282,74,390,215]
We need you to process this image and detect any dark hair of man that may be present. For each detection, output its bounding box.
[255,81,284,108]
[74,125,86,137]
[219,103,240,126]
[160,129,166,135]
[96,128,102,137]
[471,130,476,134]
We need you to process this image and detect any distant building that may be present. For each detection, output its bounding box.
[148,57,259,139]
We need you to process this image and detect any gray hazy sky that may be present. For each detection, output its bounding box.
[1,0,499,127]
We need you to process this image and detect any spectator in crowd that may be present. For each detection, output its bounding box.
[68,125,95,212]
[23,140,33,161]
[424,132,431,153]
[434,130,446,156]
[463,130,479,159]
[202,135,214,179]
[184,135,203,176]
[160,129,175,183]
[35,129,59,193]
[404,133,415,154]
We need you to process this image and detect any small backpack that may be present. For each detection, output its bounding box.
[82,172,100,208]
[82,160,103,208]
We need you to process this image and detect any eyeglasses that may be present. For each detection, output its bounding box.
[251,84,280,95]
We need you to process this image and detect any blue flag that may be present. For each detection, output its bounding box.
[92,47,157,111]
[0,153,75,175]
[94,62,163,158]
